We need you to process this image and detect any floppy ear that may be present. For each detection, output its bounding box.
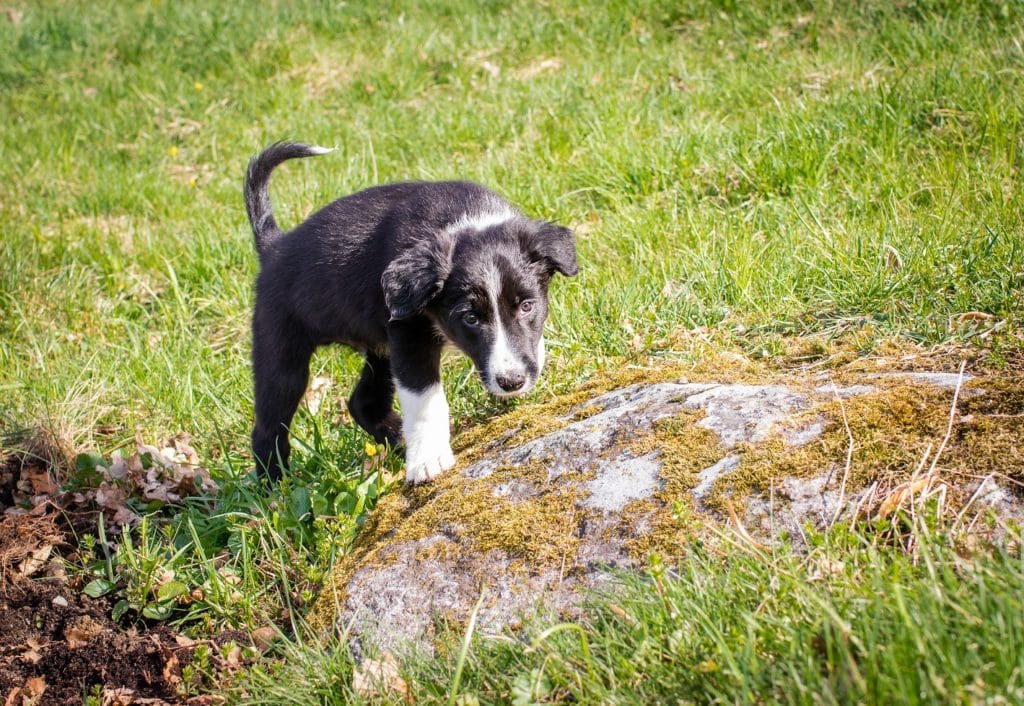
[381,236,455,321]
[525,222,578,277]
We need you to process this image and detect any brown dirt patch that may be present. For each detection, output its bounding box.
[0,458,244,705]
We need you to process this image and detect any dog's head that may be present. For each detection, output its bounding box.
[382,216,577,397]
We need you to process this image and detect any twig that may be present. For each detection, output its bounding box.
[829,379,855,528]
[848,481,878,532]
[726,501,770,554]
[926,360,966,476]
[952,472,996,535]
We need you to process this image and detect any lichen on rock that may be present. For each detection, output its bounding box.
[309,359,1024,653]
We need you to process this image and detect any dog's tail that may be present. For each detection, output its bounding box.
[244,142,333,255]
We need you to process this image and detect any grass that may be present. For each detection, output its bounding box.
[2,0,1022,457]
[236,525,1024,705]
[1,0,1023,703]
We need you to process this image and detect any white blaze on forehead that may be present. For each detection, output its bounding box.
[396,382,455,484]
[536,335,546,373]
[487,314,521,390]
[483,263,530,397]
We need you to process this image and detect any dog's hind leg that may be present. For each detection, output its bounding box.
[251,322,314,482]
[348,352,402,447]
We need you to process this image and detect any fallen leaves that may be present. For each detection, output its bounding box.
[59,435,218,534]
[16,544,53,579]
[18,638,43,665]
[64,615,105,648]
[0,511,65,588]
[5,435,217,538]
[4,677,46,706]
[249,626,278,652]
[352,652,413,703]
[303,375,333,415]
[874,474,949,521]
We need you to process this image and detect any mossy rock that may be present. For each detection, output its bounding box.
[310,365,1024,653]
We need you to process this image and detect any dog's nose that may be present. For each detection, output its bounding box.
[495,372,526,392]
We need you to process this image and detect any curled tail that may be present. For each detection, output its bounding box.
[244,142,333,255]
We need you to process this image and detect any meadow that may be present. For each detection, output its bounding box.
[1,0,1023,703]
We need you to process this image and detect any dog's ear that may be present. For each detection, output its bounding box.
[381,235,455,321]
[523,222,578,277]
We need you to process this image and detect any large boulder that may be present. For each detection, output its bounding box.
[309,363,1023,653]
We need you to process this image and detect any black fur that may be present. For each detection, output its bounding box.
[245,142,577,481]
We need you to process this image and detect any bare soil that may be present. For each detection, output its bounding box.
[0,458,241,705]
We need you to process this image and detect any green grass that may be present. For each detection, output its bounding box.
[235,526,1024,705]
[2,0,1024,703]
[2,0,1022,459]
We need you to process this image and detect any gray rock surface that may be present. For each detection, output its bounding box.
[317,370,1019,653]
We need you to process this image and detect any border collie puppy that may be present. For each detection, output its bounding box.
[244,142,578,484]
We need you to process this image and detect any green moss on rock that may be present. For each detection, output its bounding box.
[309,356,1024,637]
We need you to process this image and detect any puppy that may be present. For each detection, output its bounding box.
[244,142,578,484]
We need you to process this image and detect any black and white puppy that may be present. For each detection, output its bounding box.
[244,142,577,484]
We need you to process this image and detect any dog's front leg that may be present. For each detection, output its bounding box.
[388,319,455,484]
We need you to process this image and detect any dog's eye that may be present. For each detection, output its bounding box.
[519,300,534,315]
[462,312,480,326]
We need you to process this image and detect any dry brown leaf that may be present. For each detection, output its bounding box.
[23,678,45,699]
[8,677,48,706]
[874,476,941,519]
[108,453,129,481]
[17,544,53,578]
[608,602,638,626]
[100,687,176,706]
[250,626,278,652]
[95,482,129,511]
[220,643,243,670]
[65,616,105,648]
[303,376,333,415]
[953,311,996,329]
[184,696,226,705]
[19,648,42,665]
[352,651,411,702]
[162,654,182,687]
[22,467,58,495]
[101,687,135,706]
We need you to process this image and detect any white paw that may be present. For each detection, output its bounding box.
[396,381,455,485]
[404,444,455,484]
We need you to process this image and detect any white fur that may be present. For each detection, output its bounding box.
[444,208,515,237]
[481,265,530,397]
[397,382,455,484]
[485,315,523,397]
[536,335,545,374]
[307,145,335,155]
